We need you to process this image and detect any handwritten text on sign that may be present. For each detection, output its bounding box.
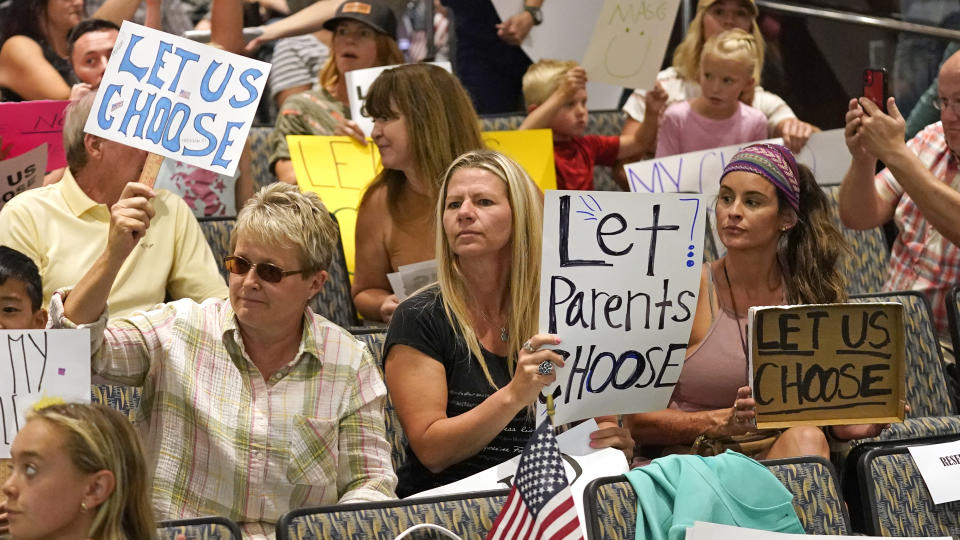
[0,100,69,172]
[624,129,851,196]
[538,191,705,425]
[289,130,556,276]
[581,0,682,90]
[1,329,91,458]
[344,62,451,137]
[748,303,906,429]
[0,143,46,211]
[85,21,270,176]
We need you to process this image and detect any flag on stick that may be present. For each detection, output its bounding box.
[485,419,584,540]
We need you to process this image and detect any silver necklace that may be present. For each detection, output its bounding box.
[477,308,509,342]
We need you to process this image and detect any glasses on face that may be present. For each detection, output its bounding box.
[932,96,960,115]
[334,24,376,41]
[223,256,303,283]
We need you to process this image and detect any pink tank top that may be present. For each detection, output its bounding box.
[669,267,784,412]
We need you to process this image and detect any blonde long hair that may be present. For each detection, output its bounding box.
[362,64,485,217]
[27,403,156,540]
[672,0,765,83]
[435,150,543,389]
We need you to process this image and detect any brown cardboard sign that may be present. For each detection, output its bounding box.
[748,303,906,429]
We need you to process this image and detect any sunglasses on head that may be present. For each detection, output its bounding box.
[223,256,303,283]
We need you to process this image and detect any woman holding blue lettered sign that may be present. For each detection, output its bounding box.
[624,143,889,461]
[383,150,632,497]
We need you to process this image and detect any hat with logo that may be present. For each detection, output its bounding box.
[322,1,398,40]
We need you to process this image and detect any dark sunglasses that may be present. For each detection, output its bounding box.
[223,256,303,283]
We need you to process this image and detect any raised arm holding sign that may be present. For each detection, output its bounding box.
[623,143,884,462]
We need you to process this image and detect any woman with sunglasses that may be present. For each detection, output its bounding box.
[48,182,396,536]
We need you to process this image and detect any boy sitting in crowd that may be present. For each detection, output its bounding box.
[520,59,646,191]
[0,245,48,517]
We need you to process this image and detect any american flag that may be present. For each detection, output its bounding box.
[485,419,584,540]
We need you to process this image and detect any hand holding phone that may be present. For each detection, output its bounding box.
[863,68,889,113]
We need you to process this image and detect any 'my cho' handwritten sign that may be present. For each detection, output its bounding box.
[538,191,705,425]
[85,21,270,176]
[1,329,90,458]
[748,303,905,429]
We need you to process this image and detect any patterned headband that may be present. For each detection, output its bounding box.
[719,143,801,212]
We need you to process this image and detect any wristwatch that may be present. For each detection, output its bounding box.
[524,5,543,25]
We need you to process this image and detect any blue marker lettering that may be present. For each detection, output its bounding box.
[117,34,148,80]
[119,89,156,138]
[168,48,200,93]
[211,121,243,169]
[161,102,191,152]
[200,61,234,102]
[183,113,217,157]
[96,84,122,129]
[228,68,263,108]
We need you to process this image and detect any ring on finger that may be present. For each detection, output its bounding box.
[538,361,554,375]
[522,340,535,353]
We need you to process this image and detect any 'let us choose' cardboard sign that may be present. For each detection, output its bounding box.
[85,21,270,177]
[538,191,705,425]
[748,303,906,429]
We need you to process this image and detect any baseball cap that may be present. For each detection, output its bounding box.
[698,0,758,17]
[322,1,398,40]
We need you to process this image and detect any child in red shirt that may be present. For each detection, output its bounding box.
[520,59,645,190]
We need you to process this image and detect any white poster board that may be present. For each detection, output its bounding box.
[908,440,960,504]
[538,191,705,425]
[409,419,628,530]
[489,0,622,109]
[624,129,851,197]
[85,21,271,176]
[580,0,682,91]
[0,329,91,458]
[0,143,46,210]
[344,62,451,137]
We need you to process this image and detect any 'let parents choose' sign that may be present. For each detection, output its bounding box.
[85,21,270,176]
[538,191,705,425]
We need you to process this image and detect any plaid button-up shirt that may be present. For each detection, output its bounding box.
[52,293,396,539]
[876,122,960,337]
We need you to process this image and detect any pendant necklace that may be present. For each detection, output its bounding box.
[477,308,509,342]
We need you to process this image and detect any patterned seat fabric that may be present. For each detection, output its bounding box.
[861,446,960,537]
[198,217,235,284]
[584,456,849,540]
[823,185,889,295]
[850,291,954,419]
[247,126,276,192]
[276,490,509,540]
[763,457,850,535]
[354,330,407,472]
[157,516,243,540]
[91,384,141,421]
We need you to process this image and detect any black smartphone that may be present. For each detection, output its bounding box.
[863,68,889,113]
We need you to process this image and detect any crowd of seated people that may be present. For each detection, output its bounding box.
[2,0,960,537]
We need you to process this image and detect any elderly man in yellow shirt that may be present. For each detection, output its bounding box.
[0,93,227,317]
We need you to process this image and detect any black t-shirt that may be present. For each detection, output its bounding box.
[0,38,76,102]
[384,286,534,497]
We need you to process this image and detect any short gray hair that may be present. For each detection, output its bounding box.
[232,183,339,273]
[63,93,96,173]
